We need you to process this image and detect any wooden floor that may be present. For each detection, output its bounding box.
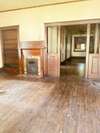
[0,73,100,133]
[61,57,86,77]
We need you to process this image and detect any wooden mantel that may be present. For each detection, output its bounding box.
[19,41,46,77]
[20,41,45,49]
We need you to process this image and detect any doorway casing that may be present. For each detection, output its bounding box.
[45,19,100,79]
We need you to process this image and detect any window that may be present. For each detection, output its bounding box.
[74,36,86,52]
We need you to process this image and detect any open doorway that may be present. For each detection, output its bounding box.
[60,24,96,78]
[46,21,100,79]
[60,24,87,77]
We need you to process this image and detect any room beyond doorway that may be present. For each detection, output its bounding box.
[60,24,87,78]
[61,57,86,77]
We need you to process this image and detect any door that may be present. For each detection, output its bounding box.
[87,24,100,79]
[47,26,60,77]
[2,28,19,73]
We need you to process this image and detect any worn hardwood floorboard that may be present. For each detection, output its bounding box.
[0,74,100,133]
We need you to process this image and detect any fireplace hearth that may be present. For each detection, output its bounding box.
[24,56,41,76]
[26,58,38,75]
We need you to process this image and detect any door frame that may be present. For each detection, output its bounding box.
[44,26,61,77]
[0,25,20,73]
[44,19,100,78]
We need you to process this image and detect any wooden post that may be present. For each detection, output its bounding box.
[57,26,61,77]
[94,24,99,54]
[85,24,91,78]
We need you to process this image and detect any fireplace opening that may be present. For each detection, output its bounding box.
[26,58,38,75]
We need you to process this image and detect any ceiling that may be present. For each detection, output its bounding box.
[0,0,84,12]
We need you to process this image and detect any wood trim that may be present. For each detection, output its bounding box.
[85,24,91,78]
[0,25,19,30]
[0,0,86,13]
[58,26,61,77]
[20,41,45,49]
[45,19,100,27]
[44,27,48,76]
[94,24,99,54]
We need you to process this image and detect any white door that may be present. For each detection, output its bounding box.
[47,26,60,77]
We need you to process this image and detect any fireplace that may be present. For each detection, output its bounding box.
[24,56,41,76]
[20,42,45,77]
[26,58,38,75]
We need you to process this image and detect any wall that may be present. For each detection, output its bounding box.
[0,0,100,67]
[0,0,99,41]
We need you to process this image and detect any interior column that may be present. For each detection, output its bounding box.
[85,24,91,78]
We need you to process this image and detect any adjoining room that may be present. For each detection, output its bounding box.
[60,24,87,77]
[60,24,99,78]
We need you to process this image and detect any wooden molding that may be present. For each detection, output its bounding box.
[45,19,100,27]
[0,0,87,13]
[20,41,45,49]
